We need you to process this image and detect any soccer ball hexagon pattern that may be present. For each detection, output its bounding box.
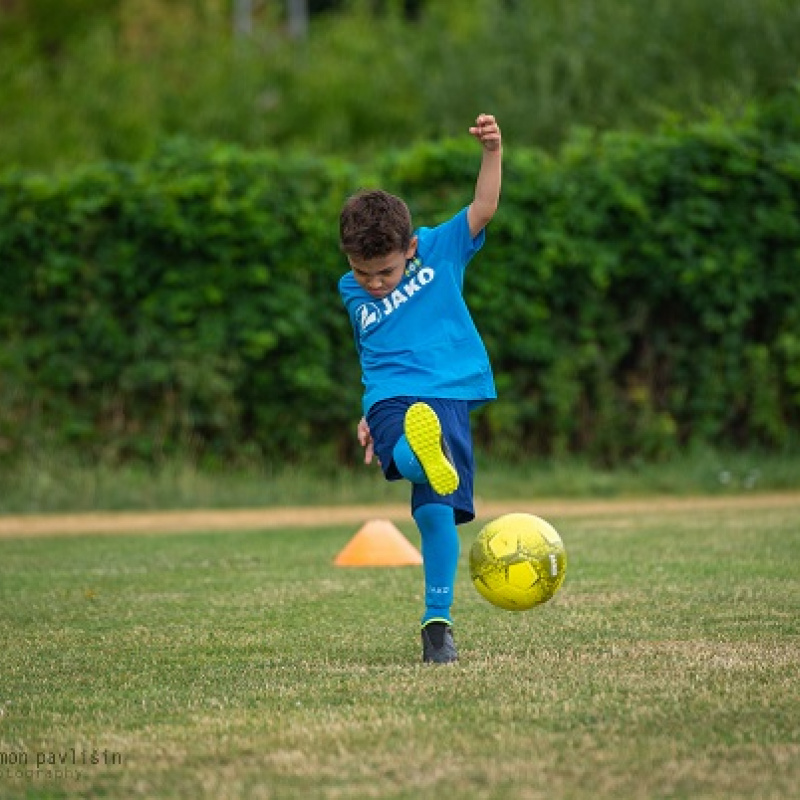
[469,513,567,611]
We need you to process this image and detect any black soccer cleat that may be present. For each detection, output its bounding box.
[421,621,458,664]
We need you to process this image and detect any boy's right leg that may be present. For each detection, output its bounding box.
[414,502,459,664]
[367,398,476,664]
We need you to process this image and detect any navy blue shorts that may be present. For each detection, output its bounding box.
[366,396,475,525]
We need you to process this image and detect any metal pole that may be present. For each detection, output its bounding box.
[287,0,309,39]
[233,0,253,38]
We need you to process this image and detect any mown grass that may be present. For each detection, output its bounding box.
[1,448,799,514]
[0,500,798,799]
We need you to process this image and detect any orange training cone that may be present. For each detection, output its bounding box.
[333,519,423,567]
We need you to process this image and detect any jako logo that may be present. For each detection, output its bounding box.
[381,266,435,316]
[356,266,436,333]
[357,303,382,332]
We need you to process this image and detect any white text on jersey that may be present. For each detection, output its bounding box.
[381,266,435,316]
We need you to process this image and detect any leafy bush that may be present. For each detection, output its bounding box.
[0,143,363,465]
[1,92,799,466]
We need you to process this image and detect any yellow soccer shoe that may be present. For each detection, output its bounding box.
[404,402,460,496]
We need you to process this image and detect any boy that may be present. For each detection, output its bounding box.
[338,114,502,664]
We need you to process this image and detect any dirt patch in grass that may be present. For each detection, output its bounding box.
[1,492,799,539]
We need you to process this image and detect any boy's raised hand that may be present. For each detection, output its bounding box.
[469,114,501,152]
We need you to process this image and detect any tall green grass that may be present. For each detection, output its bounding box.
[1,0,799,169]
[0,500,798,798]
[1,449,799,514]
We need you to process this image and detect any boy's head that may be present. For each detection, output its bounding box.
[340,189,418,299]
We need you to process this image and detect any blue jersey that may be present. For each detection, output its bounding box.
[339,207,497,415]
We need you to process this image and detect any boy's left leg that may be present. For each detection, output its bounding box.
[414,502,459,664]
[391,433,427,485]
[402,403,460,495]
[366,398,471,513]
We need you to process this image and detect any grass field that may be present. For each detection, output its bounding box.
[1,499,798,799]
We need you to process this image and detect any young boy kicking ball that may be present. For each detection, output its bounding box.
[338,114,502,663]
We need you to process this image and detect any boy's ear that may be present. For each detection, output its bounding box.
[405,236,419,259]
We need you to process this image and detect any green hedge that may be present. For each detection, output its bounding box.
[1,94,799,467]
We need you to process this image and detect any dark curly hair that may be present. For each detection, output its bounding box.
[339,189,414,260]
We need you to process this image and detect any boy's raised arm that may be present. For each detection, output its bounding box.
[467,114,502,239]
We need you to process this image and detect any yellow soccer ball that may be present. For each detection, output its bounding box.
[469,513,567,611]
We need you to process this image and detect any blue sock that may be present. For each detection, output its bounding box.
[392,434,426,484]
[413,503,459,626]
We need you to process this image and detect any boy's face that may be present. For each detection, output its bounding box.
[348,237,418,300]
